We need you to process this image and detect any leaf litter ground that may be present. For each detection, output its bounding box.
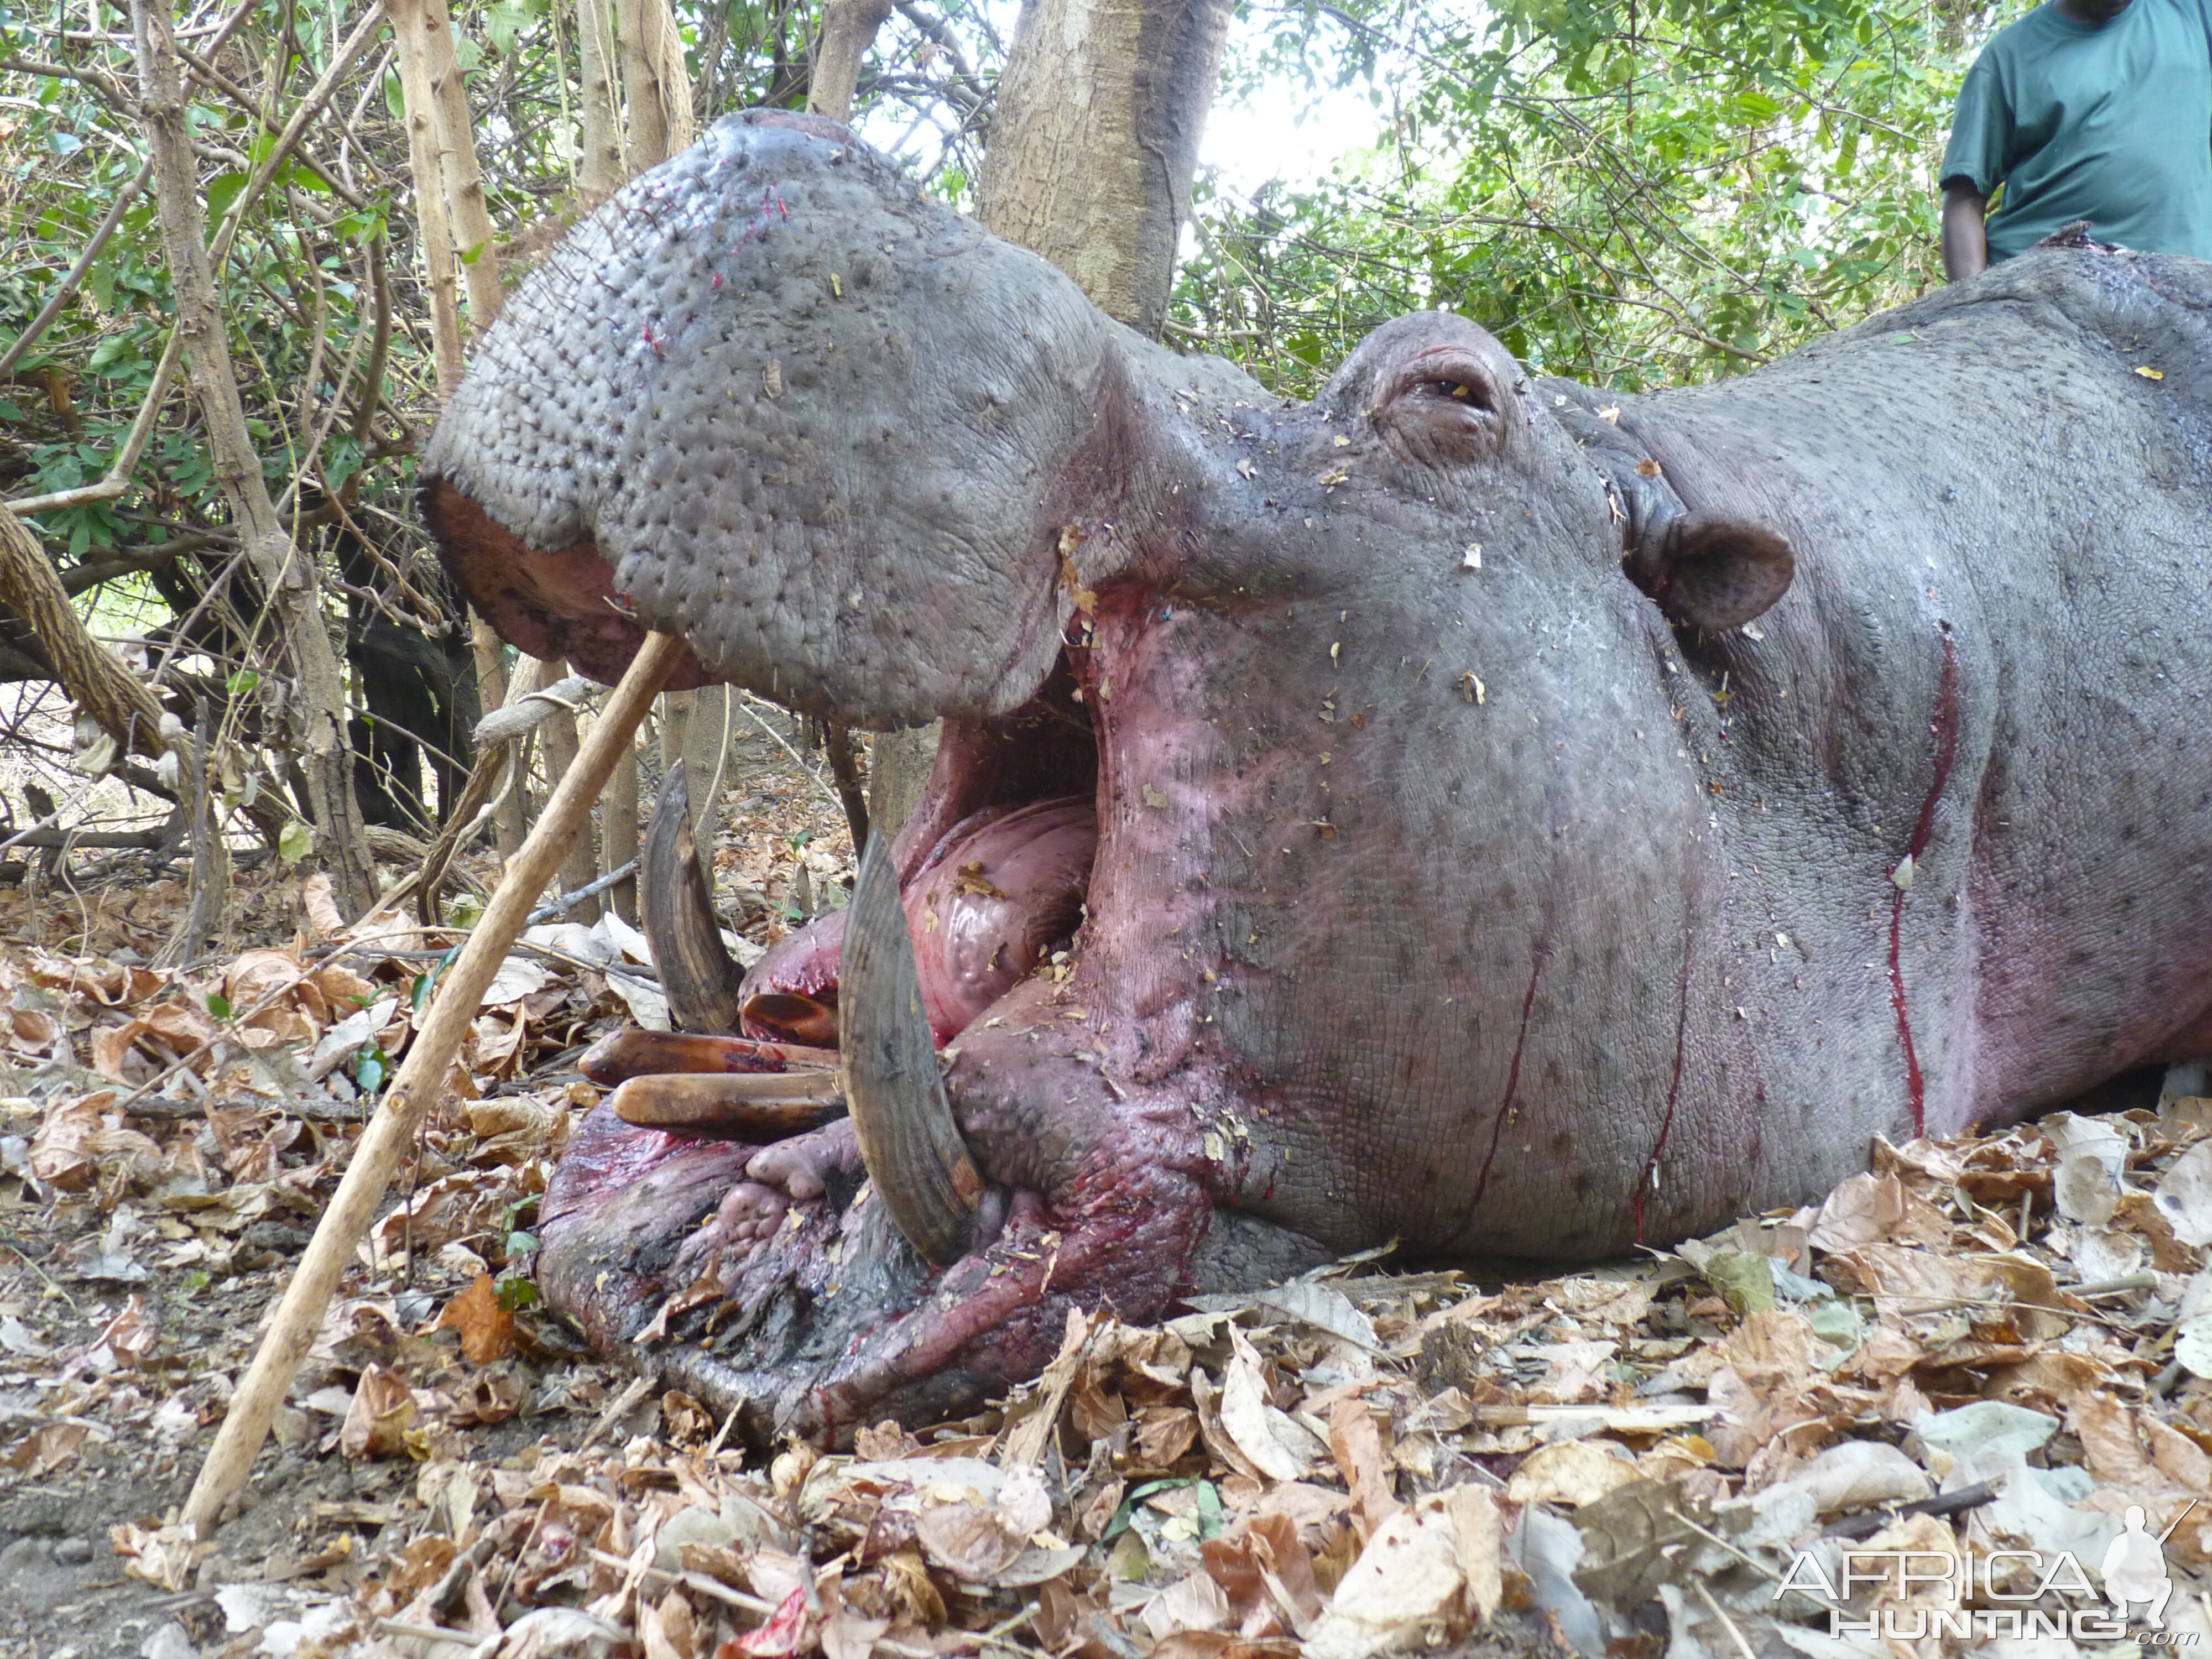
[7,744,2212,1659]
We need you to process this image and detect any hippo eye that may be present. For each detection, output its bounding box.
[1418,376,1494,411]
[1373,357,1508,465]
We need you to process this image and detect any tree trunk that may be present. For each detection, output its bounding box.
[614,0,695,172]
[534,657,601,921]
[0,512,169,766]
[808,0,892,121]
[415,0,503,327]
[978,0,1231,340]
[602,739,640,922]
[129,0,378,921]
[576,0,624,196]
[385,0,466,395]
[390,0,510,840]
[473,615,524,857]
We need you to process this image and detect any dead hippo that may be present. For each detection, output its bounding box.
[420,109,2212,1439]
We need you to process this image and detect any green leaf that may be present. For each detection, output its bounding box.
[483,0,531,56]
[506,1229,539,1255]
[205,169,249,221]
[226,667,260,696]
[1102,1477,1194,1542]
[356,1044,385,1093]
[1698,1249,1776,1314]
[411,971,432,1011]
[207,991,234,1020]
[496,1276,542,1311]
[278,820,314,863]
[1194,1480,1224,1541]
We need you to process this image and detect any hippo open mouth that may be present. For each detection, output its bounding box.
[738,662,1100,1056]
[512,629,1333,1441]
[421,109,2212,1441]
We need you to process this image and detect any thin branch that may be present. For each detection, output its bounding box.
[0,154,154,379]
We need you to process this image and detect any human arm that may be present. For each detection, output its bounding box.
[1941,179,1990,282]
[1939,45,2006,282]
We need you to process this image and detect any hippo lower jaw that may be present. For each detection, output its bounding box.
[539,650,1326,1442]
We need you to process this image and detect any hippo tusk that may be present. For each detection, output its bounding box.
[580,1028,839,1086]
[640,760,747,1034]
[839,832,986,1266]
[609,1070,847,1139]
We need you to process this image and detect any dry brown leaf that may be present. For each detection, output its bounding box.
[109,1521,205,1592]
[1504,1439,1639,1507]
[1220,1352,1310,1483]
[10,1004,59,1050]
[301,872,346,937]
[1807,1171,1950,1253]
[1329,1397,1401,1541]
[435,1272,518,1366]
[6,1421,88,1477]
[915,1503,1025,1582]
[1145,1570,1233,1639]
[1202,1510,1325,1637]
[90,1018,154,1082]
[341,1363,424,1460]
[1303,1502,1468,1659]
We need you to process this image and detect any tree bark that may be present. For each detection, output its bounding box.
[534,656,601,921]
[385,0,466,395]
[129,0,378,920]
[602,738,640,922]
[576,0,624,196]
[0,512,168,765]
[472,614,524,857]
[614,0,695,171]
[977,0,1231,340]
[809,0,892,122]
[414,0,503,326]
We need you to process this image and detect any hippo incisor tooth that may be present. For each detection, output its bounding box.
[839,832,985,1266]
[609,1069,847,1138]
[640,759,747,1035]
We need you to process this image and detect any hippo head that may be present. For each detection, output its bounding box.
[422,111,1798,1439]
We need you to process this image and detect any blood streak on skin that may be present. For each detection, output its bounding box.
[1634,937,1696,1245]
[1888,623,1961,1136]
[1468,954,1543,1208]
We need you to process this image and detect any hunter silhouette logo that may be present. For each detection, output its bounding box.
[2104,1504,2177,1629]
[1777,1498,2203,1644]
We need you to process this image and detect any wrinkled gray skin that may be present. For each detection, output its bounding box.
[423,109,2212,1437]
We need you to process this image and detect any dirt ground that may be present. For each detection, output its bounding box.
[7,714,2212,1659]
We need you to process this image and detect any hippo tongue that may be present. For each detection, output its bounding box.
[903,796,1096,1039]
[742,795,1097,1047]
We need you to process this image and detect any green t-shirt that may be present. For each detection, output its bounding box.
[1941,0,2212,261]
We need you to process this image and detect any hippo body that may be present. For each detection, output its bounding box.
[422,110,2212,1436]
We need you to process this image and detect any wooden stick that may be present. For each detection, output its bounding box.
[181,630,686,1534]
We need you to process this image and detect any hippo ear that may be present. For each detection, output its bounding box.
[1625,509,1794,630]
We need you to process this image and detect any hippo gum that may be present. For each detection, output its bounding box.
[421,110,2212,1440]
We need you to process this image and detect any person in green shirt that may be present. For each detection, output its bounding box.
[1940,0,2212,280]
